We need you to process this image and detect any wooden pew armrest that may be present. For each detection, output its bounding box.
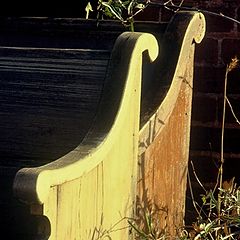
[13,32,159,204]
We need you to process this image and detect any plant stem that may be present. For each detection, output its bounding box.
[187,169,201,218]
[130,20,134,32]
[220,67,229,190]
[217,66,229,239]
[226,97,240,125]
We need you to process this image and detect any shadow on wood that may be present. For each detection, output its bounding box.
[0,11,205,239]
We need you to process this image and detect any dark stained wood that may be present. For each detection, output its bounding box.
[0,17,167,50]
[0,47,109,167]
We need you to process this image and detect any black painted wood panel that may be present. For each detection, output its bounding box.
[0,47,110,167]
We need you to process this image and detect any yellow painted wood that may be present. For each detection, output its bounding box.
[13,32,158,239]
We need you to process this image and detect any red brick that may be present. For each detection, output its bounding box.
[198,0,239,8]
[236,7,240,32]
[217,95,240,124]
[193,66,226,93]
[195,37,219,64]
[189,154,219,183]
[204,12,235,33]
[221,38,240,64]
[226,67,240,93]
[190,126,219,151]
[159,6,175,22]
[190,126,240,153]
[134,6,160,22]
[222,157,240,183]
[188,152,240,188]
[192,94,218,123]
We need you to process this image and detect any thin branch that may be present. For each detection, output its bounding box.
[172,0,185,13]
[147,1,240,25]
[190,160,207,192]
[220,67,228,190]
[219,12,240,25]
[126,5,148,22]
[187,169,201,218]
[215,64,230,240]
[163,0,173,6]
[213,168,221,194]
[226,97,240,125]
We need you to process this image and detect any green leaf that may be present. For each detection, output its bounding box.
[128,220,149,238]
[201,195,207,205]
[101,1,124,21]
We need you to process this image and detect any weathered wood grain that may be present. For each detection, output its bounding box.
[138,12,206,236]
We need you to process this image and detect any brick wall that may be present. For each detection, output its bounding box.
[186,0,240,184]
[178,0,240,223]
[185,0,240,222]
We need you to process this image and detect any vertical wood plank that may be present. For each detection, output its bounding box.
[138,46,195,236]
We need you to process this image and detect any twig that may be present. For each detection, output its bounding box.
[216,63,229,240]
[219,12,240,25]
[190,160,207,193]
[187,169,201,218]
[147,1,240,25]
[220,66,229,190]
[163,0,173,6]
[226,97,240,125]
[213,168,220,194]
